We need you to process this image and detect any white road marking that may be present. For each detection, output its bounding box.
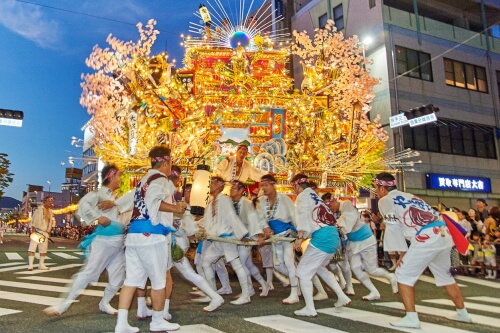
[0,307,22,316]
[34,253,51,260]
[5,253,23,260]
[0,263,55,273]
[375,302,500,328]
[0,290,78,306]
[0,280,103,296]
[455,276,500,289]
[15,263,83,274]
[0,262,24,267]
[423,299,500,315]
[245,314,347,332]
[17,276,108,287]
[319,306,475,333]
[177,324,225,332]
[466,296,500,305]
[50,252,80,259]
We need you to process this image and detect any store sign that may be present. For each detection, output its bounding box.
[426,173,491,193]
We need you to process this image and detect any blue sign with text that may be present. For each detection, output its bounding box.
[426,173,491,193]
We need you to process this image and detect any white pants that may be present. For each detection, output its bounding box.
[64,237,125,304]
[274,241,298,287]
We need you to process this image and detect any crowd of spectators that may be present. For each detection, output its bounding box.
[11,224,95,241]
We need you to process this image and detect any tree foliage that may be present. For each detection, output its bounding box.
[0,153,14,199]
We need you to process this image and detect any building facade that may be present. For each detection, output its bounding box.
[291,0,500,209]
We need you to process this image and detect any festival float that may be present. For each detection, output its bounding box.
[79,1,418,201]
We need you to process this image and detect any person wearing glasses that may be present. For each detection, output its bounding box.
[374,172,471,329]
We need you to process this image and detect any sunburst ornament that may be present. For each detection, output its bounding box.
[184,0,290,50]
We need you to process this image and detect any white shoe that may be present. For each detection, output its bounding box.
[294,307,318,317]
[230,296,251,305]
[114,323,139,333]
[136,306,153,319]
[203,297,224,312]
[390,313,421,329]
[43,304,67,316]
[362,292,381,301]
[451,309,473,323]
[313,292,328,301]
[150,319,180,332]
[389,273,399,294]
[217,287,232,295]
[99,302,118,315]
[192,296,211,303]
[163,311,172,321]
[344,286,355,296]
[282,295,299,305]
[334,295,351,307]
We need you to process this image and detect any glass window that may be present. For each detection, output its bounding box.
[474,130,486,158]
[476,67,488,93]
[496,70,500,99]
[450,128,464,155]
[439,125,452,153]
[319,13,328,28]
[369,0,376,8]
[453,61,465,88]
[395,46,433,81]
[333,4,344,30]
[444,58,488,93]
[426,125,440,152]
[403,125,414,149]
[462,128,476,156]
[403,120,495,159]
[413,125,427,150]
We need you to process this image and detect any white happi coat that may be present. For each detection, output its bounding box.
[256,193,297,234]
[213,156,267,183]
[202,192,248,240]
[234,197,263,238]
[126,169,175,248]
[336,200,377,255]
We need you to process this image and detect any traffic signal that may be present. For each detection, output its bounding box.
[0,109,24,119]
[0,109,24,127]
[404,104,439,120]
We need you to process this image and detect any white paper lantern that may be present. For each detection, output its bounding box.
[190,164,211,216]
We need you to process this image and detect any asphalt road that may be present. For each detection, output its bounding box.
[0,234,498,333]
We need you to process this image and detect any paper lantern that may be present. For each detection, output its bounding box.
[30,229,46,243]
[190,164,211,216]
[199,4,212,27]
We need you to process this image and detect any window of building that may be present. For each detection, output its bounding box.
[333,4,344,30]
[369,0,376,9]
[319,13,328,29]
[403,120,496,159]
[444,58,488,93]
[395,46,433,81]
[496,71,500,100]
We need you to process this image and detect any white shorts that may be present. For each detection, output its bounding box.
[28,238,49,253]
[296,244,333,281]
[396,229,455,287]
[202,241,239,264]
[123,241,169,290]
